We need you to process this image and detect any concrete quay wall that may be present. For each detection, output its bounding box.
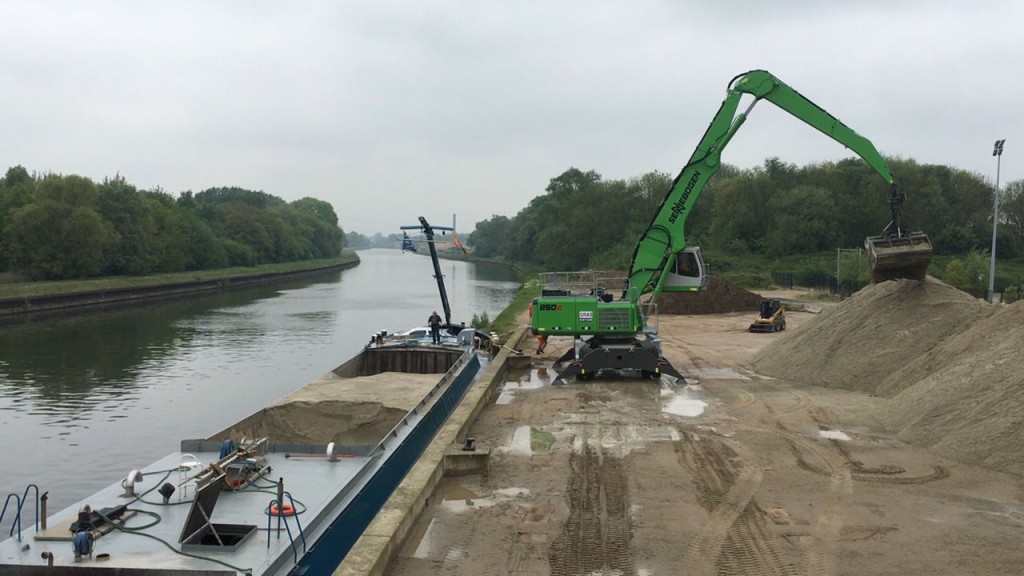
[334,327,531,576]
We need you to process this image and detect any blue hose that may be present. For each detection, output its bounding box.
[72,530,93,557]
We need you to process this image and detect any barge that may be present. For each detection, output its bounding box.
[0,336,488,575]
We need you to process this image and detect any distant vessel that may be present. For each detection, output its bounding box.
[400,230,417,253]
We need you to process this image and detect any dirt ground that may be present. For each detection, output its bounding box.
[386,305,1024,576]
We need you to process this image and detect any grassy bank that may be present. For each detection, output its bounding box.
[0,254,360,300]
[489,275,540,334]
[483,259,545,335]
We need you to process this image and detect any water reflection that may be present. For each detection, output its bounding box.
[0,276,331,420]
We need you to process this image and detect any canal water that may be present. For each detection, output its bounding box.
[0,249,520,517]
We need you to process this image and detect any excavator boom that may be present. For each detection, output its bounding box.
[628,69,931,299]
[531,69,932,382]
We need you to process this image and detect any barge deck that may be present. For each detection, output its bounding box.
[0,339,490,575]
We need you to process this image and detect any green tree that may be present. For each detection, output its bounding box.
[5,174,115,279]
[469,215,510,258]
[0,167,36,271]
[291,198,342,257]
[944,249,990,297]
[97,176,157,275]
[503,168,603,264]
[35,173,98,206]
[345,231,371,249]
[180,210,227,270]
[6,200,115,279]
[934,225,978,254]
[765,185,837,256]
[470,311,491,330]
[944,258,970,292]
[218,202,276,263]
[709,174,764,254]
[2,165,31,188]
[963,249,990,297]
[1000,180,1024,257]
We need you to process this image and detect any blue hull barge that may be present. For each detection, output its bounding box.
[0,340,487,575]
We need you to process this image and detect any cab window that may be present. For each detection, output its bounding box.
[675,252,700,278]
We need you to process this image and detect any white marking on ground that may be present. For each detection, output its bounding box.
[819,429,851,441]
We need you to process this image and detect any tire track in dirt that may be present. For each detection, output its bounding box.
[786,416,951,486]
[548,434,636,576]
[674,432,798,576]
[729,384,811,420]
[435,511,477,576]
[718,504,799,576]
[833,439,951,485]
[661,338,710,378]
[728,388,758,412]
[748,422,851,576]
[771,389,813,417]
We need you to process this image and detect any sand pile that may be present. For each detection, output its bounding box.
[658,275,764,315]
[879,301,1024,475]
[215,400,407,446]
[749,277,1024,475]
[750,277,990,395]
[209,371,441,445]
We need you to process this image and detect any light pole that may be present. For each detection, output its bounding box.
[988,139,1006,303]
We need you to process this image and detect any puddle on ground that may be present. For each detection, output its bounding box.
[495,367,554,404]
[500,425,558,454]
[440,486,531,513]
[819,429,851,441]
[507,425,533,454]
[411,518,452,559]
[661,383,708,417]
[436,481,479,502]
[410,486,531,558]
[562,424,679,457]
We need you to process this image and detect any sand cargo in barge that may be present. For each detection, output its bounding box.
[0,335,490,575]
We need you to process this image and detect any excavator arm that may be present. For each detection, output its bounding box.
[628,69,931,300]
[530,69,932,383]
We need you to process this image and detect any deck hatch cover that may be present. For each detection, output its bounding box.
[179,472,227,544]
[179,472,258,552]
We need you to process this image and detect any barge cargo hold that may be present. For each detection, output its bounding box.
[0,339,486,575]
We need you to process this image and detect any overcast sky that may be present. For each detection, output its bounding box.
[2,1,1020,235]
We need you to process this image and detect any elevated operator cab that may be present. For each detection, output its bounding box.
[662,246,709,292]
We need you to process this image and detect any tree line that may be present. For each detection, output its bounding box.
[345,230,406,249]
[467,158,1024,288]
[0,166,344,280]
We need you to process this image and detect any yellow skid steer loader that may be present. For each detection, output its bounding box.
[749,299,786,333]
